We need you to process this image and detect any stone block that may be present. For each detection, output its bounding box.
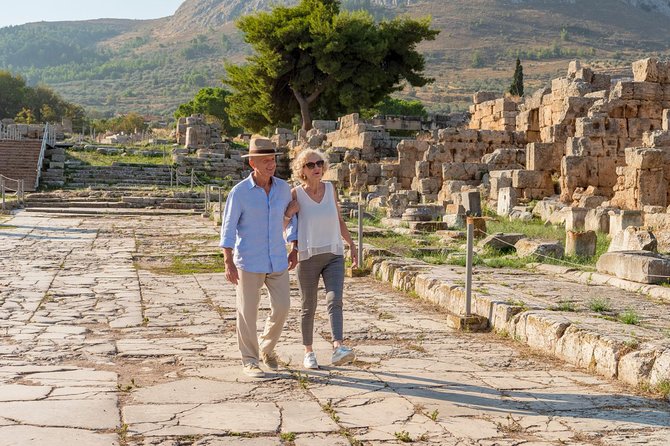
[497,187,518,216]
[624,147,665,169]
[596,250,670,284]
[461,190,482,217]
[554,324,623,379]
[442,163,487,181]
[565,230,597,257]
[415,160,429,178]
[512,311,571,354]
[473,91,498,104]
[632,58,660,83]
[608,226,657,252]
[478,233,526,252]
[608,210,643,236]
[467,216,487,239]
[650,349,670,386]
[664,109,670,131]
[638,168,667,208]
[446,313,488,331]
[565,207,588,231]
[489,176,513,201]
[618,347,659,387]
[515,239,564,260]
[575,116,606,138]
[610,81,635,100]
[526,142,557,171]
[585,207,611,233]
[512,170,551,189]
[642,130,670,148]
[633,82,663,101]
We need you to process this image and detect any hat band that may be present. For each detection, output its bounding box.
[250,148,277,154]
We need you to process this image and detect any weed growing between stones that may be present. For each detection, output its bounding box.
[656,379,670,399]
[394,430,413,442]
[495,413,524,434]
[322,401,340,422]
[429,409,439,421]
[588,297,611,313]
[280,432,296,442]
[117,378,138,392]
[550,301,576,312]
[618,309,641,325]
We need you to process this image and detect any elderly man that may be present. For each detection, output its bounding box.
[220,137,298,378]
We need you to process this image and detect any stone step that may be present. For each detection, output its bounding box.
[25,201,130,208]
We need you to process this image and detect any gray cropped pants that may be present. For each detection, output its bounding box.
[296,253,345,346]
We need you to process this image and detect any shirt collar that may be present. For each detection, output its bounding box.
[247,172,275,190]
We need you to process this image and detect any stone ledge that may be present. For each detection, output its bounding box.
[364,246,670,392]
[535,263,670,303]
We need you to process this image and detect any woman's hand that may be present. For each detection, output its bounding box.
[350,245,358,269]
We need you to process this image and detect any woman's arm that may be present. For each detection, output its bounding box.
[333,185,358,267]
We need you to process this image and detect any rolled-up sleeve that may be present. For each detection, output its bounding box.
[285,214,298,243]
[220,188,240,248]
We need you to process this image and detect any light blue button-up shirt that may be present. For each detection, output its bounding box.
[220,173,296,273]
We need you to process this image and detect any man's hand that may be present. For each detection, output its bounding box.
[288,249,298,271]
[222,248,238,285]
[225,260,239,285]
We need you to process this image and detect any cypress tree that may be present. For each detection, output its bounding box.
[509,58,524,97]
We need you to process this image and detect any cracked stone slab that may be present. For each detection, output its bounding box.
[279,400,340,433]
[131,378,255,404]
[0,399,119,429]
[123,402,280,436]
[0,425,118,446]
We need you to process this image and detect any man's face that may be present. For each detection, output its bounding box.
[249,155,277,178]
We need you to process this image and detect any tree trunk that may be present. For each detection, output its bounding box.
[294,91,313,132]
[291,83,327,132]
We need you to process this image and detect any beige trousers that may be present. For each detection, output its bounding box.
[236,268,290,366]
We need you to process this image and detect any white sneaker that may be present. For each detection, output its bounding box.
[331,346,355,365]
[242,363,265,378]
[303,352,319,369]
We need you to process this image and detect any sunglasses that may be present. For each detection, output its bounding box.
[303,160,325,169]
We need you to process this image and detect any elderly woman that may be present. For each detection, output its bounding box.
[288,148,358,369]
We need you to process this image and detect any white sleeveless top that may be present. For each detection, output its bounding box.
[296,181,344,261]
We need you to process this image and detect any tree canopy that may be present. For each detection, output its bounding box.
[224,0,438,132]
[361,97,427,119]
[0,70,85,126]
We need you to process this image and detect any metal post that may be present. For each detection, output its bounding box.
[218,187,223,224]
[1,177,5,211]
[190,169,194,190]
[204,185,210,213]
[357,192,364,268]
[20,180,24,206]
[465,217,474,317]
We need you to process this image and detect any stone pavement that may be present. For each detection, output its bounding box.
[0,210,669,446]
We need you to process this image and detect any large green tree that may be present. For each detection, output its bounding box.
[0,70,85,126]
[224,0,438,132]
[0,70,28,119]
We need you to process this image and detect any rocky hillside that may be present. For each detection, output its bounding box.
[1,0,669,119]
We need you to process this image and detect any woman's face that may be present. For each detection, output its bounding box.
[303,153,325,181]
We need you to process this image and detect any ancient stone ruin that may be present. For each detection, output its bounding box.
[270,57,670,282]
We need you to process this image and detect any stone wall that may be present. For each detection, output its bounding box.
[176,114,223,149]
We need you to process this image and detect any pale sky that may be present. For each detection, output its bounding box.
[0,0,186,28]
